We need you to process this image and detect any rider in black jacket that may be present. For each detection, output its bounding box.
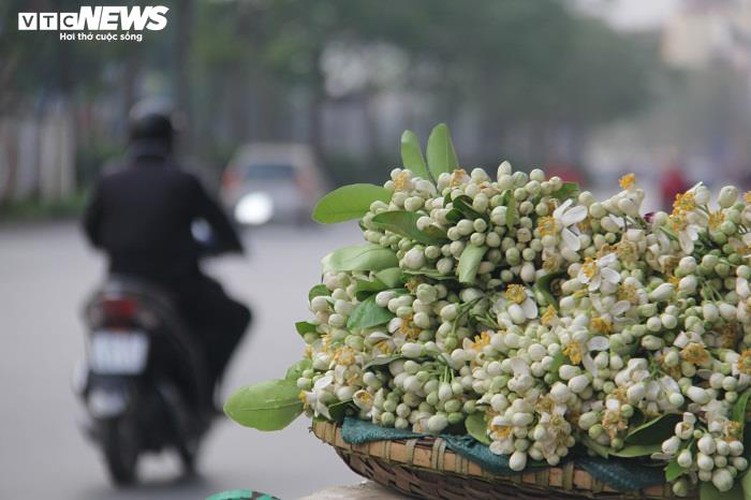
[83,106,250,402]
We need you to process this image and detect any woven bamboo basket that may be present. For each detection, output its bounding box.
[312,420,697,500]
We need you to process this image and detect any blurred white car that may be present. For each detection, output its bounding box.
[220,143,327,225]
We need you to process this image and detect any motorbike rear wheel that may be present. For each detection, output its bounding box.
[102,416,140,486]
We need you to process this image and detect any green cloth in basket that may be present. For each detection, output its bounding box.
[340,417,665,492]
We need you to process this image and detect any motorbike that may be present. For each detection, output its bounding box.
[73,275,215,486]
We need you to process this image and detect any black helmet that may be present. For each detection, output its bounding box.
[128,100,176,144]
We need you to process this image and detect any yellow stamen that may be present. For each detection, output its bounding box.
[619,173,636,190]
[602,409,627,440]
[719,323,739,349]
[299,390,308,407]
[450,169,467,187]
[581,257,597,280]
[737,349,751,376]
[618,283,639,304]
[725,421,742,441]
[577,216,592,233]
[708,211,725,231]
[504,284,528,305]
[536,395,556,415]
[563,340,583,365]
[668,274,681,288]
[393,171,411,191]
[333,346,357,366]
[681,342,710,366]
[491,424,513,439]
[468,331,492,351]
[537,216,559,237]
[541,305,557,326]
[744,191,751,204]
[673,191,696,214]
[375,339,393,354]
[399,316,421,340]
[615,241,637,264]
[591,317,613,335]
[669,213,688,232]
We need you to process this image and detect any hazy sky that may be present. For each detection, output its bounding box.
[575,0,681,31]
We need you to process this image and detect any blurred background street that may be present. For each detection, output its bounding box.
[0,221,361,498]
[2,0,751,498]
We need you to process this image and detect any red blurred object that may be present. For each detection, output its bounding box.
[221,169,240,192]
[101,297,138,322]
[546,163,585,185]
[660,165,689,212]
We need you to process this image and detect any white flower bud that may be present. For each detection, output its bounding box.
[649,283,675,302]
[712,468,734,492]
[550,382,571,403]
[677,449,693,468]
[559,365,580,381]
[512,412,534,427]
[401,342,422,358]
[718,186,739,208]
[686,386,711,404]
[509,450,527,471]
[698,435,717,455]
[697,452,715,471]
[679,275,697,294]
[662,436,681,455]
[403,247,426,270]
[427,414,449,433]
[568,374,590,394]
[438,382,453,402]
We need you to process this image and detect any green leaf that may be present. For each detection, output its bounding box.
[322,244,399,273]
[400,130,430,182]
[741,467,751,500]
[313,183,391,224]
[364,355,402,370]
[666,459,686,482]
[426,123,459,181]
[610,444,661,457]
[354,277,388,301]
[346,295,395,331]
[549,351,567,381]
[551,182,580,201]
[701,481,743,500]
[224,379,303,431]
[582,435,610,459]
[374,268,404,288]
[733,390,751,427]
[328,399,353,423]
[535,271,565,310]
[503,190,517,228]
[457,245,487,284]
[465,412,491,445]
[285,359,312,381]
[371,211,447,245]
[451,195,485,220]
[625,414,681,445]
[295,321,319,337]
[308,284,330,302]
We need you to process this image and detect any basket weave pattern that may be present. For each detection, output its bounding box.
[312,421,696,500]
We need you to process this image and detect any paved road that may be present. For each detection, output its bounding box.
[0,221,362,499]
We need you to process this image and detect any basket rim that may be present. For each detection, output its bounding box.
[311,420,687,499]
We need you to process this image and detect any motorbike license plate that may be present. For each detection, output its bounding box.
[89,330,149,375]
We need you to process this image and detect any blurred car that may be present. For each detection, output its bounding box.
[220,143,327,226]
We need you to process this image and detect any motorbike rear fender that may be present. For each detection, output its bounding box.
[86,374,134,419]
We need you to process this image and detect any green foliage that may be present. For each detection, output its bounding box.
[224,379,303,431]
[321,244,399,273]
[346,295,395,331]
[426,123,459,180]
[371,211,447,245]
[457,244,487,284]
[400,130,430,181]
[465,413,491,445]
[313,184,391,223]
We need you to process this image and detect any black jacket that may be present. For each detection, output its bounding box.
[83,143,243,285]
